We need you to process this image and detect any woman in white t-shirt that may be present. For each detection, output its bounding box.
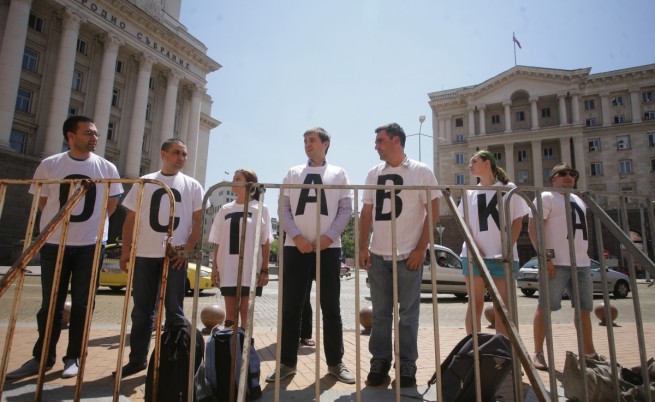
[458,150,529,336]
[208,169,273,328]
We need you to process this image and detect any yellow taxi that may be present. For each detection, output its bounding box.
[99,242,213,294]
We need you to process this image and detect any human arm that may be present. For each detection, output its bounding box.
[119,210,136,273]
[315,197,353,251]
[282,196,313,253]
[258,241,270,286]
[38,196,47,212]
[528,217,554,278]
[358,204,374,270]
[211,245,220,288]
[172,209,203,269]
[108,196,119,216]
[407,197,440,270]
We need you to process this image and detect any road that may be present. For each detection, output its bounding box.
[1,271,653,333]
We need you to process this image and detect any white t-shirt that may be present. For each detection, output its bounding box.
[458,182,529,261]
[530,192,590,266]
[283,163,352,248]
[29,152,123,246]
[362,158,441,257]
[122,171,205,258]
[208,200,273,287]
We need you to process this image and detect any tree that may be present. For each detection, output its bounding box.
[341,216,355,258]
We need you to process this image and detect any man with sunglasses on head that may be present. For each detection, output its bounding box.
[6,116,123,380]
[528,162,602,371]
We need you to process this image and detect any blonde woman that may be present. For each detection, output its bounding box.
[208,169,273,328]
[458,150,529,336]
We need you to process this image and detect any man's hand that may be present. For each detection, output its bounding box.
[294,235,313,254]
[359,248,371,271]
[119,250,130,273]
[406,248,425,270]
[546,260,555,278]
[258,269,269,286]
[312,235,333,252]
[211,269,220,288]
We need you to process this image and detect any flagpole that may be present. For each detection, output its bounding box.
[513,31,517,66]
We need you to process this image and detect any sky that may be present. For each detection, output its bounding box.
[179,0,655,218]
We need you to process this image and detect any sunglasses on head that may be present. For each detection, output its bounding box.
[555,171,578,178]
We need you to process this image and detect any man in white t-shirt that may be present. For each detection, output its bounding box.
[266,127,355,384]
[359,123,440,388]
[7,116,123,380]
[116,139,205,377]
[528,162,601,371]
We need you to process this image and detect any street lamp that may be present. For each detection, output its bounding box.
[436,225,445,245]
[407,115,428,162]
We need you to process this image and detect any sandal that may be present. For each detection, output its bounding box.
[300,338,316,347]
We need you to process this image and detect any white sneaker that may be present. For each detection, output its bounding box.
[61,358,79,378]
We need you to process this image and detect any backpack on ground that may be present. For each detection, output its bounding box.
[205,327,262,402]
[145,317,213,402]
[427,332,512,402]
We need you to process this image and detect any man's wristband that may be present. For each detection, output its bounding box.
[261,269,269,274]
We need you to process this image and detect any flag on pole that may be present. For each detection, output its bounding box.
[224,170,230,175]
[513,34,522,49]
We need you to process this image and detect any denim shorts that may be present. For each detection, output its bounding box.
[537,266,592,311]
[462,258,519,279]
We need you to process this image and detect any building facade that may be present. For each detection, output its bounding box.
[428,64,655,264]
[0,0,220,263]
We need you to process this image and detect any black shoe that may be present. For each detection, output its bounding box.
[113,361,148,377]
[399,361,417,388]
[367,358,391,386]
[399,375,416,387]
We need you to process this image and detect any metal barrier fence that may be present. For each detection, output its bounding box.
[1,179,654,402]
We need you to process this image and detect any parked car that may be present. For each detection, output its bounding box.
[365,245,487,299]
[99,243,213,294]
[516,257,630,298]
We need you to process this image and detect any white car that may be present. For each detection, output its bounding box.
[516,257,630,298]
[365,245,486,299]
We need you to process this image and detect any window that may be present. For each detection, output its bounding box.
[491,115,500,124]
[149,77,155,90]
[10,130,27,153]
[649,133,655,147]
[651,159,655,172]
[621,185,635,204]
[515,111,525,121]
[617,135,631,150]
[584,99,595,110]
[643,91,655,102]
[455,153,465,164]
[28,13,44,33]
[455,174,465,185]
[22,48,39,72]
[455,118,464,127]
[76,39,87,55]
[517,150,528,162]
[142,130,150,153]
[612,96,624,106]
[107,122,117,142]
[590,162,603,176]
[146,103,152,121]
[588,138,601,152]
[543,147,554,160]
[644,111,655,120]
[494,152,503,163]
[454,134,465,143]
[541,108,551,118]
[68,107,77,117]
[585,118,597,127]
[15,88,31,112]
[614,115,625,124]
[72,70,83,91]
[619,159,633,174]
[517,170,529,184]
[115,60,123,74]
[543,169,552,183]
[139,166,147,176]
[111,88,120,107]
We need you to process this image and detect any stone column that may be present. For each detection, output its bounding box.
[468,106,475,136]
[158,70,181,169]
[43,9,82,156]
[559,137,571,165]
[93,34,121,157]
[530,96,539,130]
[0,0,33,150]
[630,88,642,123]
[572,135,586,189]
[503,101,512,133]
[600,92,611,127]
[178,93,190,143]
[124,54,154,178]
[478,105,486,135]
[185,84,202,177]
[531,140,543,186]
[558,93,568,127]
[504,143,515,180]
[444,115,452,142]
[571,92,581,124]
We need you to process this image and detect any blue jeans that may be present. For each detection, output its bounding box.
[129,257,187,364]
[34,244,102,365]
[280,247,344,367]
[538,265,593,311]
[367,253,421,364]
